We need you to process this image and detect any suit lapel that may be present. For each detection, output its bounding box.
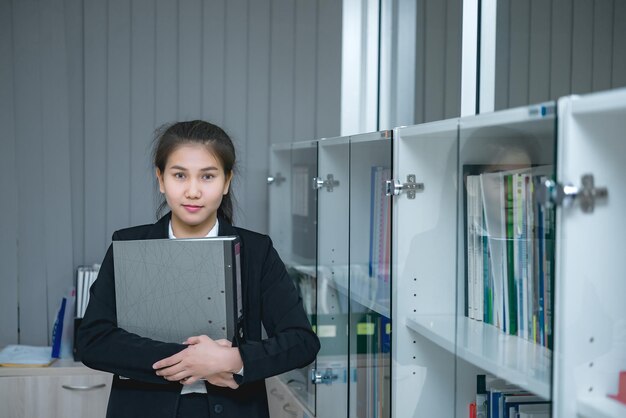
[145,212,171,239]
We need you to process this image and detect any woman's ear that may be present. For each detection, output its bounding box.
[223,171,233,195]
[156,168,165,193]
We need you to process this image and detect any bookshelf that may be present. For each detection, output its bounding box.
[269,87,626,418]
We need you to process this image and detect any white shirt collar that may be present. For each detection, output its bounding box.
[168,219,219,239]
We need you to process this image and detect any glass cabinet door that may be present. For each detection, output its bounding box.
[348,131,393,418]
[314,136,351,418]
[456,103,556,417]
[391,119,459,417]
[270,140,319,415]
[554,90,626,418]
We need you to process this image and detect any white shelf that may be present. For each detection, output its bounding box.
[577,396,626,418]
[406,315,552,399]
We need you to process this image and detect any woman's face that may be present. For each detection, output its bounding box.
[156,143,232,238]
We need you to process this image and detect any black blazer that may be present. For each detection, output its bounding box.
[77,213,320,418]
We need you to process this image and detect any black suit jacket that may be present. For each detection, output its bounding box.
[77,213,320,418]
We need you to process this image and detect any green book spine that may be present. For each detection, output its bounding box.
[505,174,517,335]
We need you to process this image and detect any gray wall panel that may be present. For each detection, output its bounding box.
[130,0,157,226]
[84,0,109,264]
[0,0,18,346]
[508,0,530,107]
[423,0,446,122]
[40,0,75,339]
[106,0,132,236]
[13,0,48,344]
[528,0,551,104]
[178,0,203,120]
[224,0,249,226]
[549,0,573,100]
[201,0,226,124]
[613,1,626,88]
[591,0,613,92]
[316,0,342,138]
[570,0,594,94]
[246,0,271,234]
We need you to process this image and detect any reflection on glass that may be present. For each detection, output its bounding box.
[349,133,392,418]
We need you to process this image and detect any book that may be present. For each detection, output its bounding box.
[113,236,242,343]
[0,345,55,367]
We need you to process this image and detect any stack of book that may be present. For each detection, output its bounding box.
[469,374,551,418]
[464,166,555,349]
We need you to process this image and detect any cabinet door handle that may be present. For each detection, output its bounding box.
[282,403,298,416]
[269,387,285,400]
[62,383,106,391]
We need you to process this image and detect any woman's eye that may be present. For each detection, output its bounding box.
[202,174,215,180]
[174,172,185,179]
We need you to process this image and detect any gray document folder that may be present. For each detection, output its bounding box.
[113,237,242,343]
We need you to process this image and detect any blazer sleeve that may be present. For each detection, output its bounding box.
[235,238,320,384]
[76,232,186,383]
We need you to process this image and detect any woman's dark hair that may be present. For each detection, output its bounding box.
[152,120,236,224]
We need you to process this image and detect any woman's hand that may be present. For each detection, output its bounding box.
[152,335,242,388]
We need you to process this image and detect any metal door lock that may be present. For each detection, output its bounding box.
[312,174,340,192]
[385,174,424,199]
[311,368,339,385]
[267,172,286,186]
[536,174,608,213]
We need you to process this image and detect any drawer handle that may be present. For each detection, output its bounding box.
[282,403,298,416]
[62,383,106,391]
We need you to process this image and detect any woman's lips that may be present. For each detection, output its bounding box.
[182,205,203,213]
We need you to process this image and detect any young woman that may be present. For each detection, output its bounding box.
[77,120,320,418]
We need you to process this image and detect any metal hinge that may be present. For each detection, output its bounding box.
[311,368,339,385]
[312,174,340,192]
[267,172,286,186]
[385,174,424,199]
[536,174,608,213]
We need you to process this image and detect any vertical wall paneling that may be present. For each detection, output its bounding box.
[84,0,109,264]
[178,0,203,120]
[106,0,132,237]
[315,0,342,138]
[528,0,551,104]
[494,0,510,110]
[13,0,48,344]
[424,0,446,122]
[202,0,226,125]
[65,0,85,269]
[549,0,573,100]
[155,0,178,126]
[612,1,626,88]
[130,0,157,226]
[294,1,317,141]
[444,0,461,118]
[507,0,530,107]
[570,0,594,94]
[270,0,295,143]
[0,0,18,346]
[414,0,426,123]
[224,0,249,227]
[382,0,417,129]
[247,0,271,234]
[591,0,613,92]
[40,0,75,338]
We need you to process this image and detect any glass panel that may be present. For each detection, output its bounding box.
[315,136,351,418]
[391,119,459,417]
[348,131,392,418]
[456,103,557,417]
[492,0,626,111]
[276,140,318,414]
[554,90,626,417]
